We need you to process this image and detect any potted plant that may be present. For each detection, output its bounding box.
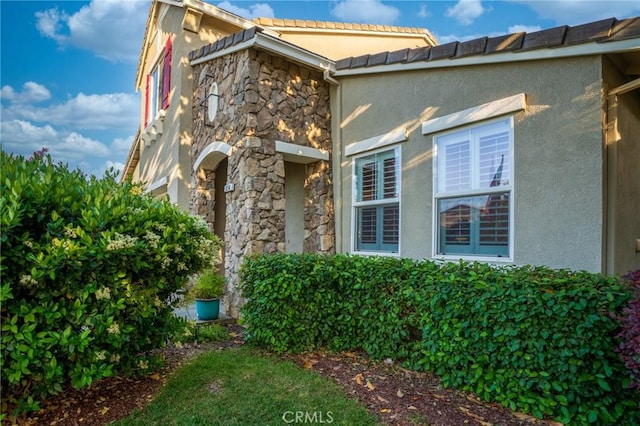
[191,270,225,321]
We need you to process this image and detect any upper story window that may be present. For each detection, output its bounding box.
[434,117,513,259]
[145,36,172,127]
[353,147,400,254]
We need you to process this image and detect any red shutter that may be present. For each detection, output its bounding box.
[162,36,172,110]
[144,74,150,127]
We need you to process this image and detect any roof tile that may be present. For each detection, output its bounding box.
[232,31,244,45]
[223,35,234,49]
[520,26,567,51]
[485,33,525,54]
[386,48,409,65]
[335,57,353,70]
[603,17,640,42]
[352,55,370,68]
[368,52,388,67]
[455,37,488,58]
[406,46,431,63]
[564,17,616,45]
[429,42,458,60]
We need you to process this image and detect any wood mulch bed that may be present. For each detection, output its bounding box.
[5,321,558,426]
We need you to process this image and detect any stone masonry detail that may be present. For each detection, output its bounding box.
[191,48,334,317]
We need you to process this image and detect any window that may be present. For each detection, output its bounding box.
[145,37,172,127]
[353,147,400,253]
[434,118,513,258]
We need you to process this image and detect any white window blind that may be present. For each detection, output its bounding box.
[354,148,400,253]
[434,118,513,258]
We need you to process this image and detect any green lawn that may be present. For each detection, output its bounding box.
[115,347,380,426]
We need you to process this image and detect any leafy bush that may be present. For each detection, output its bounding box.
[190,270,225,299]
[240,253,640,424]
[0,151,221,415]
[614,270,640,389]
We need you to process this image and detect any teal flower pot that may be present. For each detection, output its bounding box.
[195,298,220,321]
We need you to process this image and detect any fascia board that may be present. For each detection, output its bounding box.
[334,38,640,77]
[182,0,254,29]
[266,26,436,45]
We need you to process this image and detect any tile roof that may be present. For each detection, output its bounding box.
[335,17,640,71]
[189,26,262,61]
[252,17,431,36]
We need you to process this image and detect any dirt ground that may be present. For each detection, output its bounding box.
[6,322,556,426]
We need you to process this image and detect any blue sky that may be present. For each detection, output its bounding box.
[2,0,639,177]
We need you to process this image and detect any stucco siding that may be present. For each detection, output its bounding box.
[337,56,605,272]
[136,5,238,209]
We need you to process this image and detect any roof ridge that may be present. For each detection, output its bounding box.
[252,17,432,36]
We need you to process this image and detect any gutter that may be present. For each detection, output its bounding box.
[322,70,342,253]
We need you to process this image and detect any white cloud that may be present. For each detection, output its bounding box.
[508,0,640,25]
[418,5,430,19]
[331,0,401,25]
[0,86,16,101]
[2,84,139,131]
[35,0,147,63]
[102,160,125,176]
[111,136,134,153]
[1,120,110,164]
[1,82,51,104]
[508,24,542,33]
[216,1,275,19]
[446,0,485,26]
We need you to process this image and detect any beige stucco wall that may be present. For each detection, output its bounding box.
[603,57,640,274]
[334,56,607,272]
[136,5,240,210]
[277,31,433,61]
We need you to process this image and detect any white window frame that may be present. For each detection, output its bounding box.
[351,145,401,256]
[147,60,163,122]
[432,116,514,262]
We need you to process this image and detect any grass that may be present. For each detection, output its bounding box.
[115,347,380,426]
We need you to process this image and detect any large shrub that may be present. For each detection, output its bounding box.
[0,151,220,414]
[240,253,639,424]
[614,270,640,389]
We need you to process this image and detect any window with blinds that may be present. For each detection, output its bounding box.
[354,148,400,253]
[434,118,512,258]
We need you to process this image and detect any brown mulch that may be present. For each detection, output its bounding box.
[5,321,557,426]
[281,351,554,426]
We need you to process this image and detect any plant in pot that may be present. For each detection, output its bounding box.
[191,270,225,321]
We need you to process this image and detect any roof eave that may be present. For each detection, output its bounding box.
[333,38,640,77]
[134,0,257,90]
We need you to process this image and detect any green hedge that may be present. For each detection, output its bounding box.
[240,253,639,424]
[0,151,220,415]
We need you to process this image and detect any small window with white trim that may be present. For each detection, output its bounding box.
[434,118,513,258]
[353,147,400,253]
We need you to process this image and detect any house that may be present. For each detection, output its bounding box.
[124,1,640,318]
[123,0,436,208]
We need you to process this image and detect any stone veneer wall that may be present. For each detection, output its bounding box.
[191,48,334,317]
